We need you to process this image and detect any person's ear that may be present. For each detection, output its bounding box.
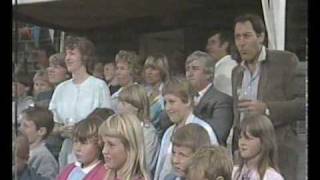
[38,127,47,137]
[221,41,229,50]
[216,176,224,180]
[257,32,265,44]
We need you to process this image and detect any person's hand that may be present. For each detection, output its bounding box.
[238,100,267,114]
[60,125,74,138]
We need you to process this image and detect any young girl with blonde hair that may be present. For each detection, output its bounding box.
[232,114,283,180]
[99,113,150,180]
[117,84,160,176]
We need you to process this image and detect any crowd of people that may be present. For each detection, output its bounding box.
[12,14,305,180]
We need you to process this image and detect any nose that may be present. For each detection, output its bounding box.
[102,143,109,156]
[172,154,180,166]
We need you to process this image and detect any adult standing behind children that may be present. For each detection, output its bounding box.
[206,29,238,97]
[111,50,140,112]
[103,59,120,95]
[231,14,305,180]
[49,36,111,170]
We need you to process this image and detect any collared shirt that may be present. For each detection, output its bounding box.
[240,46,266,101]
[194,83,212,105]
[67,161,101,180]
[214,55,238,96]
[154,112,218,180]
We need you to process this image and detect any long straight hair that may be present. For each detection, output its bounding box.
[235,114,279,180]
[98,113,150,180]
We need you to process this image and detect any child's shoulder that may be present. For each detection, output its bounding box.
[264,168,284,180]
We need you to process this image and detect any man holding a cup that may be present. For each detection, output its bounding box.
[231,14,305,180]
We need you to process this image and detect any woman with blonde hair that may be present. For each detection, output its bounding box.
[143,53,170,136]
[99,113,150,180]
[118,84,160,175]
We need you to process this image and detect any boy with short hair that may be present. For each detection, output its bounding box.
[19,106,59,180]
[13,130,48,180]
[165,124,211,180]
[186,145,233,180]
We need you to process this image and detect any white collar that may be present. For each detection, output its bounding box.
[74,160,101,174]
[215,55,231,68]
[198,83,212,98]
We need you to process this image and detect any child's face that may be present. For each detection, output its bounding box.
[19,116,42,145]
[164,94,191,124]
[33,79,52,95]
[104,63,116,82]
[47,62,68,84]
[101,136,127,170]
[172,145,194,177]
[73,138,100,167]
[238,131,262,161]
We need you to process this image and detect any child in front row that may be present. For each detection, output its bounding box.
[19,106,58,180]
[57,116,108,180]
[99,113,151,180]
[232,114,284,180]
[165,123,211,180]
[186,145,233,180]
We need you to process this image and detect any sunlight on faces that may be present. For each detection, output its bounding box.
[65,48,84,73]
[101,136,127,170]
[234,21,265,63]
[172,145,193,177]
[238,130,262,160]
[73,138,100,167]
[116,61,131,87]
[164,94,191,124]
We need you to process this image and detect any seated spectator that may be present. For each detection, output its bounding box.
[185,50,233,146]
[186,145,233,180]
[118,84,160,175]
[165,124,211,180]
[32,69,54,108]
[99,113,151,180]
[103,60,120,95]
[232,114,283,180]
[57,116,107,180]
[154,79,218,180]
[19,106,58,180]
[13,130,49,180]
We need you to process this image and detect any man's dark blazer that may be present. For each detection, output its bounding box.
[231,49,305,180]
[193,84,234,146]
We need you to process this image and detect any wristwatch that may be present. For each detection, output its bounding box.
[265,107,270,116]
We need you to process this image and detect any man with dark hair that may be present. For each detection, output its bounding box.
[231,14,305,180]
[206,29,238,97]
